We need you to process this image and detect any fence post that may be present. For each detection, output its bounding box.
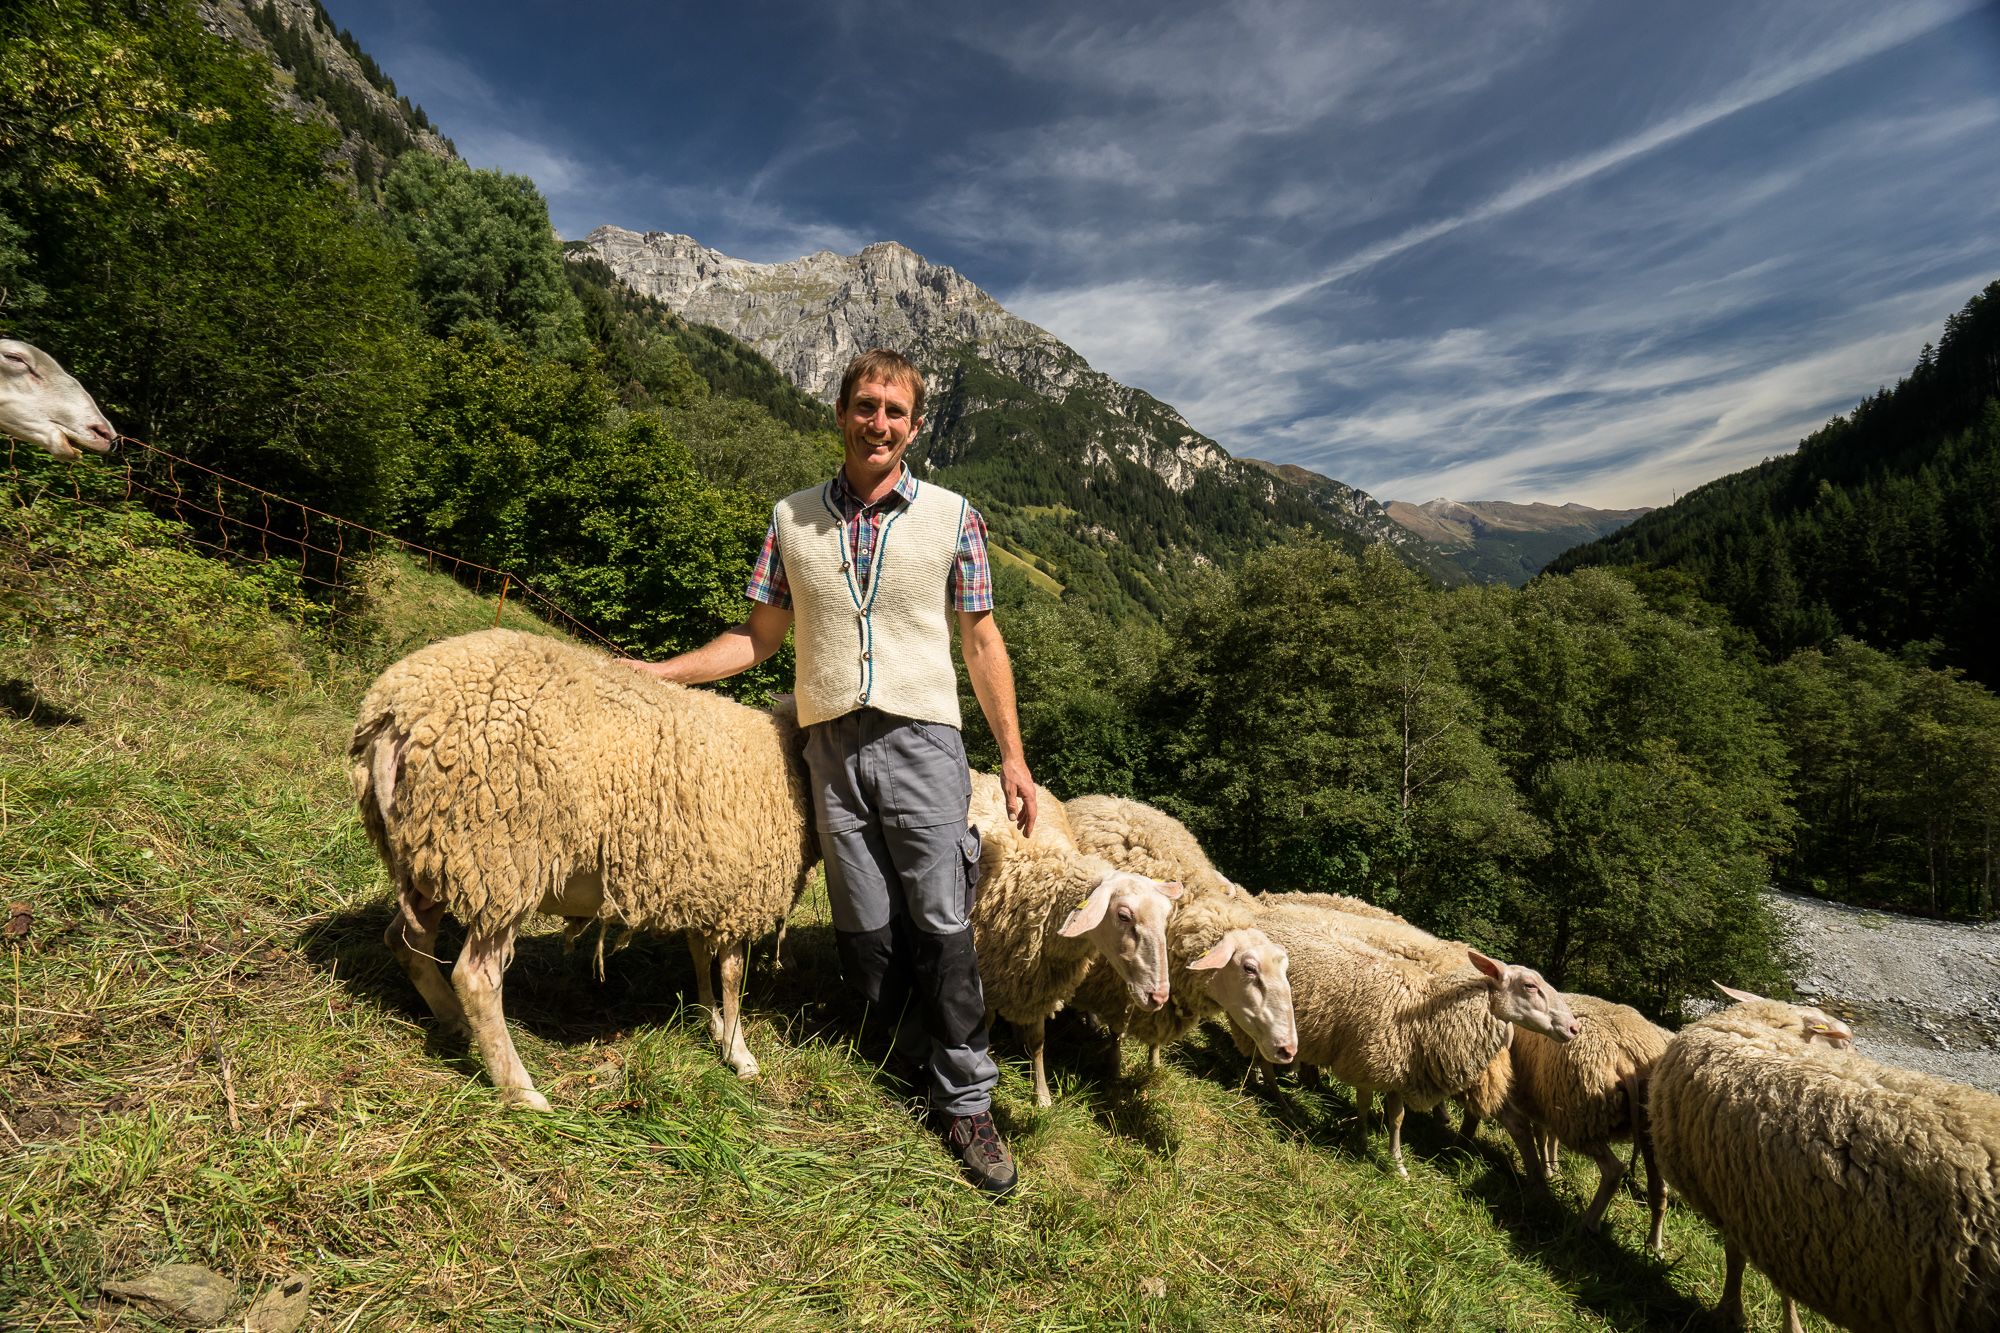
[493,573,510,627]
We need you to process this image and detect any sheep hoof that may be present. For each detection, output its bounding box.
[1392,1159,1409,1180]
[707,1012,727,1044]
[501,1087,552,1113]
[727,1050,760,1080]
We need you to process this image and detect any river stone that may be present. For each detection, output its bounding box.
[100,1263,235,1325]
[244,1270,312,1333]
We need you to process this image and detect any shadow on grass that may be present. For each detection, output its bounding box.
[1390,1113,1708,1333]
[300,908,956,1109]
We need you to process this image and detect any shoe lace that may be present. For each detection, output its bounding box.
[957,1112,1004,1163]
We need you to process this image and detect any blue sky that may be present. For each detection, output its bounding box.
[326,0,2000,507]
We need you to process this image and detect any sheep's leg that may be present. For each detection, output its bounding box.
[1639,1130,1666,1256]
[452,931,547,1112]
[1540,1129,1560,1178]
[1384,1093,1409,1178]
[715,938,757,1079]
[1579,1142,1626,1232]
[1457,1105,1481,1142]
[1720,1243,1747,1329]
[1781,1296,1803,1333]
[1353,1086,1374,1147]
[686,933,726,1046]
[1146,1043,1162,1072]
[383,879,468,1039]
[1497,1105,1548,1187]
[1023,1017,1052,1107]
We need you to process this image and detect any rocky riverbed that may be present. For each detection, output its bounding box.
[1767,890,2000,1092]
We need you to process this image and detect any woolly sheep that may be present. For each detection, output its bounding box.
[0,338,116,460]
[349,628,815,1109]
[1064,795,1297,1071]
[1495,993,1671,1253]
[1255,903,1579,1177]
[967,773,1181,1107]
[1653,985,1999,1333]
[1259,890,1408,923]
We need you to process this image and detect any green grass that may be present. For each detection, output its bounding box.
[0,499,1831,1330]
[990,543,1066,598]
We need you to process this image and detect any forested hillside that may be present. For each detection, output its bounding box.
[1553,283,2000,689]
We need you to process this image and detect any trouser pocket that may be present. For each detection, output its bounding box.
[961,825,983,921]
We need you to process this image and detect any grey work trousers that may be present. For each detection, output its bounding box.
[802,708,997,1116]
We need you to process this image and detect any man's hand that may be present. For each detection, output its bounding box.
[1001,756,1037,837]
[621,604,793,685]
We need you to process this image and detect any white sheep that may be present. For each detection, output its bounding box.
[1493,993,1671,1252]
[1255,902,1579,1177]
[1064,795,1297,1072]
[0,338,116,460]
[349,628,815,1109]
[967,773,1180,1108]
[1653,984,1998,1333]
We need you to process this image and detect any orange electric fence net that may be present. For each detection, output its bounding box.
[2,432,631,655]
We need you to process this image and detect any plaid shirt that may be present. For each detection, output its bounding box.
[747,467,995,613]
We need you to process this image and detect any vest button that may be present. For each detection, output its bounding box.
[859,692,870,704]
[862,650,872,661]
[840,561,850,572]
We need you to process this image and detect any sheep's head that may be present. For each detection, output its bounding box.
[1189,927,1296,1064]
[1470,948,1579,1042]
[1058,870,1180,1012]
[1712,982,1853,1048]
[0,339,116,460]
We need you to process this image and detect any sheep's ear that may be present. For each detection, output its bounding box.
[1188,938,1234,971]
[1713,982,1766,1005]
[1058,880,1114,937]
[1156,880,1183,901]
[1468,948,1508,983]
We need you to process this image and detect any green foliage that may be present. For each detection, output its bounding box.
[382,152,590,360]
[1764,639,2000,918]
[564,252,836,432]
[392,328,781,686]
[1446,570,1794,1006]
[1146,542,1539,926]
[0,0,426,525]
[1558,284,2000,689]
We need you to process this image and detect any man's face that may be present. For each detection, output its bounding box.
[839,376,923,485]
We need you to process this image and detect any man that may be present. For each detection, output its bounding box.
[623,348,1036,1196]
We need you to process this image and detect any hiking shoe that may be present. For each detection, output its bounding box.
[941,1109,1018,1197]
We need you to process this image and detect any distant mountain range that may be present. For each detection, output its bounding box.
[580,225,1464,611]
[1383,498,1653,587]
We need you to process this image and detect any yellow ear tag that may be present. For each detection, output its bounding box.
[1076,896,1091,912]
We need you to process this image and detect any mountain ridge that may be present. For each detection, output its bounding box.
[579,224,1469,608]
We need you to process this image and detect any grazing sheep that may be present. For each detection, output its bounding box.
[1256,905,1579,1177]
[350,628,815,1109]
[0,338,116,460]
[1497,994,1671,1253]
[1653,985,1999,1333]
[968,774,1180,1107]
[1064,794,1296,1071]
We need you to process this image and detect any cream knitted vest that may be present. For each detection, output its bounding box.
[775,475,967,728]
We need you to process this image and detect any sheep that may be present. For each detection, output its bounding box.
[1254,904,1579,1177]
[0,338,116,460]
[1259,890,1408,923]
[1063,795,1297,1072]
[967,773,1181,1108]
[1064,794,1245,900]
[1652,984,1999,1333]
[349,628,815,1109]
[1493,993,1671,1253]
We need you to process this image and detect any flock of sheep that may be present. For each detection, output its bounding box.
[7,343,1995,1331]
[350,628,2000,1333]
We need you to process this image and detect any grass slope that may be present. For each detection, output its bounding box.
[0,497,1827,1330]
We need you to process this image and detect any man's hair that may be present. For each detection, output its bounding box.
[837,348,926,421]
